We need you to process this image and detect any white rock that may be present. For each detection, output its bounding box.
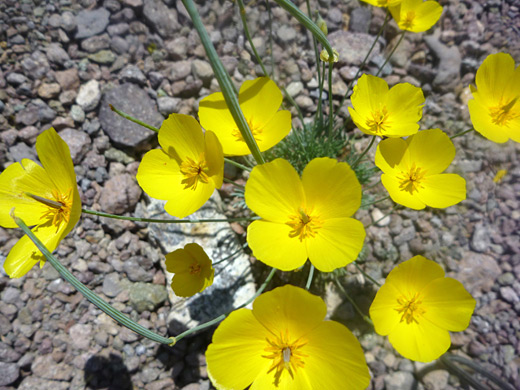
[76,79,101,112]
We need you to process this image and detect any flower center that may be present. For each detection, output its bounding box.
[395,292,425,324]
[400,11,416,29]
[366,107,390,135]
[179,153,210,190]
[189,261,202,275]
[29,189,73,231]
[489,97,520,127]
[398,163,426,194]
[263,329,308,386]
[232,117,262,143]
[286,208,322,241]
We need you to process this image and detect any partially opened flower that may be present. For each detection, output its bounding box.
[0,128,81,278]
[389,0,443,33]
[361,0,403,7]
[206,285,370,389]
[136,113,224,219]
[198,77,291,156]
[348,74,424,137]
[468,52,520,143]
[245,157,365,272]
[375,129,466,210]
[165,243,214,297]
[369,256,476,362]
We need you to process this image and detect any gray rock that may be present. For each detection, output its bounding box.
[123,256,154,282]
[99,83,162,148]
[70,104,85,123]
[98,173,142,214]
[68,323,92,350]
[59,128,91,163]
[55,68,80,91]
[0,362,19,386]
[119,64,147,85]
[384,371,415,390]
[87,50,117,65]
[76,80,101,112]
[60,11,77,33]
[6,72,27,86]
[191,59,213,85]
[75,8,110,39]
[500,286,519,303]
[15,100,56,126]
[110,36,130,54]
[285,81,304,97]
[424,35,461,93]
[46,43,70,66]
[470,223,492,253]
[21,51,51,80]
[276,25,296,43]
[148,71,165,89]
[10,142,38,163]
[121,0,143,7]
[18,377,69,390]
[157,96,180,116]
[349,7,372,33]
[81,34,110,53]
[422,370,449,390]
[0,341,21,362]
[456,252,501,297]
[165,37,187,61]
[169,60,191,81]
[128,282,168,313]
[31,355,73,381]
[37,83,61,99]
[328,31,381,66]
[107,23,130,36]
[102,273,123,297]
[143,0,180,38]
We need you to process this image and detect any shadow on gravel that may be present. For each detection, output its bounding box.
[84,353,132,389]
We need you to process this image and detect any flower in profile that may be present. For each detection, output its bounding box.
[468,52,520,143]
[198,77,291,156]
[136,113,224,219]
[389,0,443,33]
[369,256,476,362]
[206,285,370,389]
[361,0,403,7]
[0,128,81,278]
[165,243,214,297]
[348,74,425,137]
[245,157,365,272]
[375,129,466,210]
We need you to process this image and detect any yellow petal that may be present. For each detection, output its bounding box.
[362,0,403,8]
[252,285,326,340]
[247,220,307,271]
[417,173,466,208]
[239,77,283,129]
[375,137,409,173]
[245,158,304,223]
[206,309,271,390]
[350,74,389,122]
[422,277,476,331]
[409,1,443,33]
[406,129,455,174]
[302,158,361,219]
[468,98,510,143]
[136,149,183,200]
[254,109,291,153]
[369,282,403,336]
[249,367,311,390]
[385,83,424,137]
[303,321,370,390]
[159,114,204,161]
[386,256,445,296]
[204,131,224,189]
[306,218,365,272]
[474,52,517,106]
[381,173,426,210]
[163,180,215,219]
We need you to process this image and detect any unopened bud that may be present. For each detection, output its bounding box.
[320,48,339,63]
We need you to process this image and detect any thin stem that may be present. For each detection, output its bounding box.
[110,104,160,133]
[305,265,315,290]
[317,61,326,126]
[333,278,373,326]
[82,208,256,224]
[237,0,269,77]
[175,267,277,340]
[375,31,405,78]
[265,0,275,79]
[450,128,473,139]
[327,58,334,137]
[13,214,174,346]
[305,0,322,100]
[282,86,305,124]
[351,136,376,169]
[225,157,252,172]
[361,195,390,208]
[365,204,398,228]
[212,243,248,266]
[353,262,381,287]
[223,177,245,189]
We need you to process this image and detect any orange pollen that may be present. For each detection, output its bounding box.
[37,188,73,231]
[286,208,322,241]
[232,116,262,143]
[395,292,425,324]
[400,11,416,29]
[262,329,308,386]
[489,97,520,127]
[189,261,202,275]
[398,163,426,194]
[366,107,390,135]
[179,153,210,190]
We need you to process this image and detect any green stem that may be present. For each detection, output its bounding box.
[282,86,305,124]
[450,129,473,139]
[265,0,275,79]
[223,177,245,189]
[305,265,315,290]
[353,262,381,287]
[212,243,248,266]
[12,214,174,346]
[304,0,322,102]
[110,104,160,133]
[334,278,373,326]
[317,61,326,126]
[225,157,252,172]
[182,0,265,165]
[327,58,334,137]
[375,31,405,78]
[351,136,376,169]
[365,204,398,228]
[175,267,277,340]
[82,208,256,224]
[361,196,390,208]
[237,0,269,77]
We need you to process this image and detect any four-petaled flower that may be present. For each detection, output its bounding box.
[165,243,214,297]
[198,77,291,156]
[369,256,476,362]
[375,128,466,210]
[245,157,365,272]
[348,74,425,137]
[468,52,520,143]
[389,0,443,33]
[0,128,82,278]
[206,285,370,389]
[136,113,224,219]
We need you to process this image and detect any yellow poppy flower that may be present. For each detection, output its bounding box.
[361,0,402,7]
[165,243,214,297]
[348,74,425,137]
[0,128,81,278]
[369,256,476,362]
[198,77,291,156]
[375,129,466,210]
[136,113,224,219]
[245,157,365,272]
[389,0,443,33]
[468,52,520,143]
[206,285,370,390]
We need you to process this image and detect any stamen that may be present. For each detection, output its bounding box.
[189,262,202,275]
[179,154,210,190]
[398,163,426,194]
[489,97,520,127]
[286,207,321,241]
[395,292,425,324]
[400,11,416,29]
[232,116,262,143]
[366,107,390,135]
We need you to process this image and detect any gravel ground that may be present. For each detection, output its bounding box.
[0,0,519,389]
